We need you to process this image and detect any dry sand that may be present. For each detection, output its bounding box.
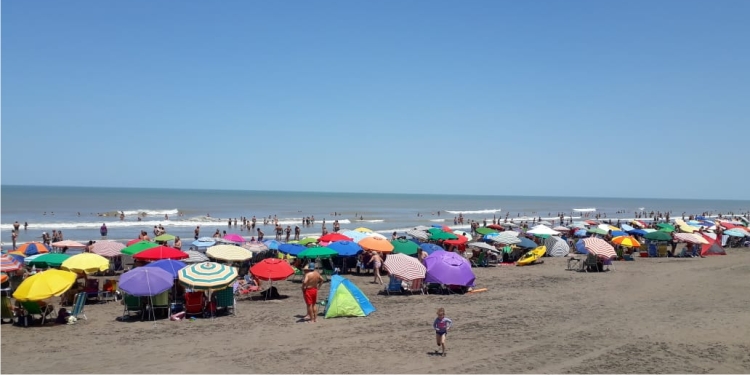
[2,250,750,374]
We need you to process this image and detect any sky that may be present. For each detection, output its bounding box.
[2,0,749,200]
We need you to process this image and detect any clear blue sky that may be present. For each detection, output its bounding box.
[2,0,748,199]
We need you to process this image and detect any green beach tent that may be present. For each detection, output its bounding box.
[324,275,376,319]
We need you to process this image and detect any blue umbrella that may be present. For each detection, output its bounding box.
[119,267,174,297]
[145,259,187,278]
[574,229,588,237]
[575,239,588,254]
[419,243,443,254]
[326,241,363,257]
[517,237,538,249]
[263,240,282,250]
[278,243,306,256]
[628,229,648,236]
[192,237,216,248]
[610,231,627,237]
[620,224,635,232]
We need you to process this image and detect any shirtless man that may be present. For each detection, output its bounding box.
[194,226,200,240]
[301,265,323,323]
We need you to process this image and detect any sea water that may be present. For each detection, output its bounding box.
[1,185,748,248]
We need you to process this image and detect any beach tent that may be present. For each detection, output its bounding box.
[324,275,375,319]
[700,234,726,256]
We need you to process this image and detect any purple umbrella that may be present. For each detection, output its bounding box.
[119,267,174,297]
[424,250,476,287]
[145,259,187,278]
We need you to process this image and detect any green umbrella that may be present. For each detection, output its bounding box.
[390,239,419,255]
[644,231,672,241]
[656,223,675,233]
[475,227,499,235]
[430,231,458,241]
[298,237,318,246]
[154,234,176,242]
[27,253,71,268]
[121,241,159,256]
[587,228,608,235]
[298,246,338,259]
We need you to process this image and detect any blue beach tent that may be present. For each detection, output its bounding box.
[324,275,375,319]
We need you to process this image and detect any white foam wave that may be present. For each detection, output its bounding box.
[445,209,501,215]
[0,218,353,231]
[573,208,596,212]
[117,209,180,216]
[353,219,384,223]
[429,219,446,222]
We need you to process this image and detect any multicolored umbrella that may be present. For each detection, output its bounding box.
[206,245,253,262]
[359,237,395,253]
[611,236,641,248]
[178,262,238,290]
[13,269,77,301]
[298,246,338,259]
[121,241,159,256]
[383,253,426,281]
[424,250,475,287]
[12,242,50,257]
[326,241,363,257]
[133,246,189,261]
[580,237,617,259]
[26,253,71,268]
[91,241,125,257]
[250,258,294,281]
[390,239,420,255]
[0,254,23,272]
[61,253,110,274]
[120,267,174,296]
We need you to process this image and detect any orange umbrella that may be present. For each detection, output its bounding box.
[358,237,395,253]
[12,242,50,257]
[1,273,8,284]
[611,236,641,248]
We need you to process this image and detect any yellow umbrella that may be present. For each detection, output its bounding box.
[354,227,373,233]
[674,219,696,233]
[61,253,109,274]
[206,245,253,262]
[12,269,77,302]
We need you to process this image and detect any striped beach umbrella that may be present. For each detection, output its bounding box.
[491,232,521,245]
[206,245,253,262]
[406,229,429,241]
[91,241,125,257]
[0,254,23,272]
[26,253,71,268]
[581,237,617,259]
[243,241,269,253]
[544,236,570,257]
[611,236,641,248]
[383,253,426,281]
[467,242,496,252]
[183,250,209,264]
[12,242,50,257]
[178,262,238,290]
[672,233,709,245]
[51,240,87,249]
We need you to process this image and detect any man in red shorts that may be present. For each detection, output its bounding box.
[301,264,323,323]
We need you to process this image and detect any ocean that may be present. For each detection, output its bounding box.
[1,185,749,249]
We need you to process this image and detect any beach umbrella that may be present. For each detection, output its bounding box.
[183,250,209,264]
[609,231,628,238]
[51,240,86,249]
[487,224,504,230]
[598,224,620,232]
[26,253,71,268]
[326,241,363,257]
[475,227,498,235]
[206,245,253,262]
[630,220,648,228]
[444,234,469,247]
[491,232,521,245]
[145,259,187,278]
[580,237,617,259]
[424,250,475,287]
[544,236,570,257]
[620,224,635,232]
[262,240,282,250]
[629,229,648,237]
[359,237,395,253]
[574,229,588,237]
[0,254,23,272]
[91,241,126,257]
[223,233,245,243]
[119,267,174,297]
[553,226,570,233]
[319,233,352,243]
[453,231,473,241]
[724,229,747,237]
[1,273,8,284]
[178,262,238,290]
[12,242,50,257]
[383,253,426,281]
[390,239,420,255]
[611,236,641,248]
[353,227,373,233]
[243,241,269,253]
[278,243,307,256]
[341,230,368,243]
[656,223,675,232]
[126,238,142,246]
[430,231,458,241]
[527,225,561,236]
[672,233,709,245]
[154,233,177,242]
[192,237,216,248]
[467,242,497,252]
[419,243,444,254]
[61,253,109,274]
[133,246,189,261]
[298,246,338,259]
[517,237,538,249]
[298,237,319,246]
[587,227,608,235]
[250,258,294,281]
[405,229,429,241]
[644,231,672,242]
[121,241,159,256]
[12,269,77,302]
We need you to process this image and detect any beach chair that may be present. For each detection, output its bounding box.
[122,294,144,320]
[566,256,581,271]
[100,279,117,303]
[213,287,235,316]
[20,301,55,325]
[582,253,600,273]
[184,291,205,318]
[404,279,425,295]
[84,279,100,302]
[71,292,87,320]
[384,276,403,295]
[291,267,304,281]
[1,296,14,324]
[146,291,171,320]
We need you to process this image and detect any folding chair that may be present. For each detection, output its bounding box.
[71,292,87,320]
[20,301,56,325]
[122,294,144,320]
[145,291,171,320]
[384,276,403,295]
[184,291,206,318]
[404,279,425,295]
[213,287,235,316]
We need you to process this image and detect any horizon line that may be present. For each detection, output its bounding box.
[2,183,748,202]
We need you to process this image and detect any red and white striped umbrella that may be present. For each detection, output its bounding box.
[1,254,22,272]
[582,237,617,259]
[383,253,426,281]
[673,232,709,245]
[91,241,126,257]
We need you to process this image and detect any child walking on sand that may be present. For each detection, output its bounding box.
[433,307,453,356]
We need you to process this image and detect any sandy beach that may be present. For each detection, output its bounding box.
[2,249,750,374]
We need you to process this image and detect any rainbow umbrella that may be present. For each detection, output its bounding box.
[611,236,641,248]
[26,253,71,268]
[12,242,50,257]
